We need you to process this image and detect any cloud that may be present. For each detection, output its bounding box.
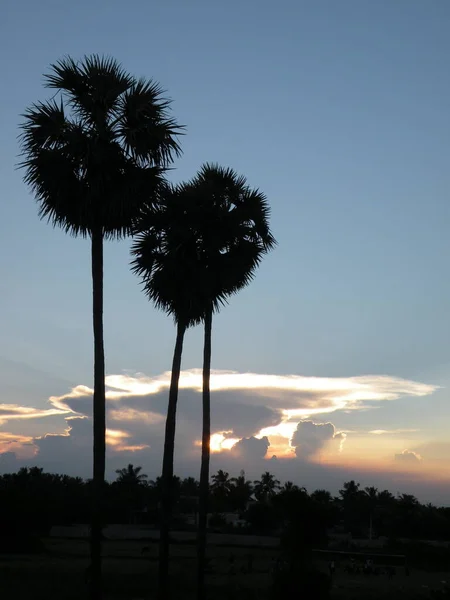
[0,368,441,493]
[37,369,437,461]
[394,449,422,463]
[49,370,438,415]
[0,404,68,425]
[291,420,346,458]
[0,432,36,458]
[229,436,270,461]
[370,429,419,435]
[105,429,150,453]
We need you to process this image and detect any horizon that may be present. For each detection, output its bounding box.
[1,0,450,506]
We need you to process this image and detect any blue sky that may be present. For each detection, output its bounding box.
[1,0,449,497]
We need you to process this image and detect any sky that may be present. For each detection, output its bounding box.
[1,0,449,503]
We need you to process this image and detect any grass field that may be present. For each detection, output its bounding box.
[0,536,448,599]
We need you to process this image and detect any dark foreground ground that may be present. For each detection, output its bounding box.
[0,537,448,599]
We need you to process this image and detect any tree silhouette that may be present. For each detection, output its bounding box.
[131,184,207,600]
[1,467,450,553]
[364,486,378,540]
[113,465,148,524]
[339,480,361,501]
[280,481,300,493]
[180,477,199,497]
[115,464,148,486]
[165,164,275,600]
[254,471,281,502]
[310,489,334,505]
[19,54,182,599]
[179,477,200,516]
[210,469,232,492]
[133,164,274,599]
[230,470,254,512]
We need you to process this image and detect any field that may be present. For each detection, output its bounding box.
[0,533,449,599]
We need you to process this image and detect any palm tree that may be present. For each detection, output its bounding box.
[230,470,253,512]
[280,481,300,493]
[181,477,200,497]
[20,54,182,599]
[174,165,275,600]
[311,489,334,505]
[339,480,361,502]
[253,472,281,502]
[115,464,148,486]
[115,464,148,524]
[180,477,200,519]
[378,489,395,505]
[210,470,233,493]
[133,165,275,600]
[131,187,207,600]
[364,486,378,541]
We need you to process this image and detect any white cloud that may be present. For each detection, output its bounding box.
[48,370,438,414]
[37,369,438,458]
[0,369,440,486]
[0,404,68,426]
[370,429,419,435]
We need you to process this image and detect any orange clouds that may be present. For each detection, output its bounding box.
[0,432,36,458]
[0,368,443,485]
[105,429,149,453]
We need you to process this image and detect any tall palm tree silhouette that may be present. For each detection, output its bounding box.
[132,166,275,600]
[178,165,276,600]
[19,54,182,599]
[131,185,207,600]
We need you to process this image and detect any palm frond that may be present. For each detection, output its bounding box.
[114,79,184,165]
[45,54,134,126]
[19,99,68,153]
[21,149,87,236]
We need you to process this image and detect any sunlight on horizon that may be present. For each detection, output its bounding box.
[0,368,443,482]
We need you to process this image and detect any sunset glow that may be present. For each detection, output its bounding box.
[0,368,447,494]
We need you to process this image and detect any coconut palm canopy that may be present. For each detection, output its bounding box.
[131,163,276,325]
[115,464,148,486]
[19,55,182,238]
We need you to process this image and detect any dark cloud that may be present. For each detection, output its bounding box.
[0,370,444,503]
[57,388,281,441]
[291,420,345,458]
[229,436,270,461]
[120,390,282,439]
[394,449,422,463]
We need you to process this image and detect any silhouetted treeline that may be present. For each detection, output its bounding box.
[1,466,449,544]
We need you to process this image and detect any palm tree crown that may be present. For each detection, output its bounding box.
[254,471,281,501]
[19,55,182,238]
[131,163,276,323]
[210,470,232,493]
[131,183,207,327]
[115,464,148,486]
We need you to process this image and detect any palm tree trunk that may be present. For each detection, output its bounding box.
[197,307,212,600]
[90,227,106,600]
[158,320,186,600]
